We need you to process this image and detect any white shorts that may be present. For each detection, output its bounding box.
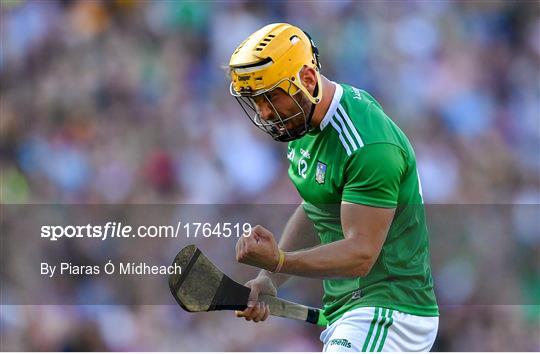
[320,307,439,352]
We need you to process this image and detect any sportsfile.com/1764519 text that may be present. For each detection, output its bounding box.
[40,222,253,241]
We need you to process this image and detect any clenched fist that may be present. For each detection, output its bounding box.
[235,225,280,271]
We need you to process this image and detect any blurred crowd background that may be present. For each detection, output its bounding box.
[1,0,539,351]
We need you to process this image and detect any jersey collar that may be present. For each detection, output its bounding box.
[319,82,343,130]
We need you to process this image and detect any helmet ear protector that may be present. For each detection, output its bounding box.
[228,23,323,142]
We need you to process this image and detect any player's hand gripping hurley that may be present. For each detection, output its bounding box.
[168,245,328,326]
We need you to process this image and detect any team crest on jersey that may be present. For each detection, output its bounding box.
[316,162,327,184]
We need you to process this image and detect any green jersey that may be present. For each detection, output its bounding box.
[287,83,438,324]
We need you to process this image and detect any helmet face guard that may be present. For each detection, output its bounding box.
[230,78,314,142]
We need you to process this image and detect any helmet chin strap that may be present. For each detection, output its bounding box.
[306,83,319,128]
[275,82,319,142]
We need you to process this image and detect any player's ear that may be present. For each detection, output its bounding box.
[299,66,317,92]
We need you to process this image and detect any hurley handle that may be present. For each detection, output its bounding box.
[259,294,328,326]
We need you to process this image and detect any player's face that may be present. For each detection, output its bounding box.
[251,87,311,136]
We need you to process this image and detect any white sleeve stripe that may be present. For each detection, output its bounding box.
[329,118,352,156]
[338,104,364,148]
[333,112,358,151]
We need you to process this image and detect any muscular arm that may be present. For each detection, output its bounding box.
[274,144,404,278]
[280,202,394,278]
[239,144,403,279]
[257,204,319,287]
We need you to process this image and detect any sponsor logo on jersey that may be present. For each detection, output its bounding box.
[352,87,362,100]
[328,339,352,348]
[287,147,295,162]
[316,161,327,184]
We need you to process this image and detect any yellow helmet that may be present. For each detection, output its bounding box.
[229,23,322,103]
[228,23,323,141]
